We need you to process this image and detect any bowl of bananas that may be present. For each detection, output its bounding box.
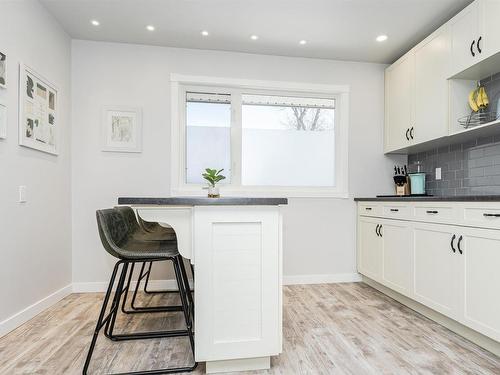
[458,83,499,129]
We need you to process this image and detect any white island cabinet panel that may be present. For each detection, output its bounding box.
[194,206,282,369]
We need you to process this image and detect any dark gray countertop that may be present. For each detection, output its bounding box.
[354,195,500,202]
[118,197,288,206]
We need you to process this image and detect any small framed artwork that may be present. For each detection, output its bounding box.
[102,106,142,153]
[0,101,6,139]
[0,51,6,88]
[18,63,58,155]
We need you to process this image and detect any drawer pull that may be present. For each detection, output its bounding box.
[390,209,399,212]
[483,213,500,218]
[426,210,438,214]
[365,207,372,211]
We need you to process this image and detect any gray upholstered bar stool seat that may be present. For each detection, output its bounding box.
[83,208,196,375]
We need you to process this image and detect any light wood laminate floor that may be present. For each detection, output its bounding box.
[1,283,499,374]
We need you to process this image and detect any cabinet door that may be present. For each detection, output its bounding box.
[413,223,461,319]
[385,53,414,152]
[459,227,500,341]
[450,1,480,76]
[381,220,413,297]
[414,27,450,144]
[481,0,500,60]
[357,217,382,282]
[194,206,281,361]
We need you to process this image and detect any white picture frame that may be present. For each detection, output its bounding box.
[101,106,142,153]
[0,101,6,139]
[18,63,58,155]
[0,51,6,89]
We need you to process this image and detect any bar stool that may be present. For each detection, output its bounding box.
[136,212,194,295]
[83,208,197,375]
[113,206,193,316]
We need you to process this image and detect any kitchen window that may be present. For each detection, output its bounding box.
[171,75,349,197]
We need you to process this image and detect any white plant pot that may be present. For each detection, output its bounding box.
[208,185,220,198]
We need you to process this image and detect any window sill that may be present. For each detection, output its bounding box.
[171,186,349,199]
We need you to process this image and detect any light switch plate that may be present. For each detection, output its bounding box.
[435,167,442,180]
[19,185,27,203]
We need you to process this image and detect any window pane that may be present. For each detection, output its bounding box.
[242,95,335,187]
[186,93,231,184]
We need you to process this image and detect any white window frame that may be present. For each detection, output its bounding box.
[170,74,349,198]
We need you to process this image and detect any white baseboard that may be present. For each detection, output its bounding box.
[283,273,362,285]
[0,284,72,338]
[73,274,362,292]
[72,279,187,293]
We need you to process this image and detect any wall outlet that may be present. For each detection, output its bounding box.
[435,167,442,180]
[19,185,27,203]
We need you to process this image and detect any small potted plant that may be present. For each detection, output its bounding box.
[202,168,226,198]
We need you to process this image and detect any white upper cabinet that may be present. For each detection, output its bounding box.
[450,1,481,76]
[385,0,500,153]
[480,0,500,60]
[450,0,500,77]
[414,26,451,144]
[384,52,415,153]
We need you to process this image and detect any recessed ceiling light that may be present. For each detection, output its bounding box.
[299,40,307,45]
[146,25,155,31]
[376,34,388,42]
[250,35,259,40]
[201,30,209,36]
[90,20,100,26]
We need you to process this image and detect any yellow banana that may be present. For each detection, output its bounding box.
[478,86,489,108]
[468,88,479,112]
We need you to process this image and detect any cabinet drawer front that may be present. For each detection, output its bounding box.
[464,208,500,228]
[382,205,411,218]
[358,204,381,216]
[414,206,456,223]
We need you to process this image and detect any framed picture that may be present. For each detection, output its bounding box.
[102,106,142,153]
[18,64,58,155]
[0,51,6,89]
[0,101,6,139]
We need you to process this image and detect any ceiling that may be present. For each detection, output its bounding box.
[41,0,473,64]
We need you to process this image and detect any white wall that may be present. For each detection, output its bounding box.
[71,40,405,286]
[0,0,72,334]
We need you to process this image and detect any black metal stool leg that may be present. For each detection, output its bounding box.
[172,257,195,354]
[105,259,193,342]
[178,256,194,323]
[121,261,184,315]
[105,262,129,339]
[83,261,121,375]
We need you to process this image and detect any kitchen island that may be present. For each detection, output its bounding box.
[118,197,287,374]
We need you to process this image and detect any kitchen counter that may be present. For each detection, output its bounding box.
[354,195,500,202]
[118,196,288,206]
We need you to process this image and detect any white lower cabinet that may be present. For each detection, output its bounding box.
[358,217,383,282]
[412,223,461,320]
[460,227,500,342]
[357,201,500,344]
[381,219,412,297]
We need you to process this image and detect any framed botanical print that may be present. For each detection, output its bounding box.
[0,51,6,89]
[0,101,6,139]
[18,64,58,155]
[102,106,142,153]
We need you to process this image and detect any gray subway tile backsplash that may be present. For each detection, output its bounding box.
[408,136,500,196]
[407,74,500,196]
